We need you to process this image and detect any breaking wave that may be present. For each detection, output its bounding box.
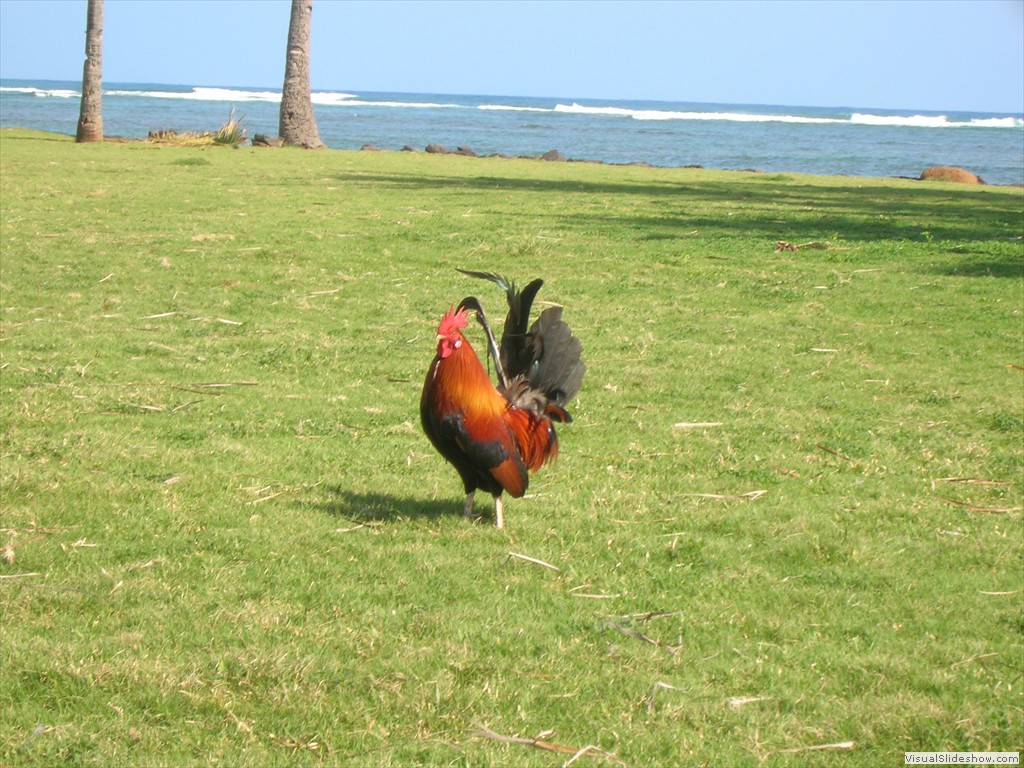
[2,84,1020,129]
[553,101,1023,128]
[0,85,78,98]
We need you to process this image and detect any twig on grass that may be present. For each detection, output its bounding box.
[644,685,769,714]
[679,490,767,502]
[172,385,223,396]
[604,619,681,655]
[469,723,625,766]
[225,707,254,735]
[3,533,48,564]
[335,524,368,533]
[170,382,258,397]
[673,421,723,429]
[644,681,684,713]
[934,496,1022,514]
[333,516,382,534]
[816,443,860,466]
[506,551,561,572]
[249,491,287,506]
[774,740,855,754]
[612,611,682,623]
[951,652,1000,669]
[775,240,836,253]
[727,695,770,709]
[564,744,614,767]
[937,477,1012,487]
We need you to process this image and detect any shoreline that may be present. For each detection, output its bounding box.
[357,140,1006,186]
[4,126,1020,188]
[3,81,1023,185]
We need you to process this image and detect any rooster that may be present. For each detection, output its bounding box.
[420,271,585,528]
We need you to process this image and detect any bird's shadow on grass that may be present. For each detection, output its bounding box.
[302,484,458,523]
[930,259,1024,279]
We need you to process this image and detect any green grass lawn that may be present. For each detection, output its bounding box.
[1,127,1021,766]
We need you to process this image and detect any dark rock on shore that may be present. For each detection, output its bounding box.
[252,134,284,148]
[348,142,997,184]
[920,166,985,184]
[418,144,480,157]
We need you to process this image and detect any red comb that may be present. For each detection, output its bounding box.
[438,305,469,336]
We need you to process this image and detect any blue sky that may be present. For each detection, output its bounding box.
[1,0,1022,113]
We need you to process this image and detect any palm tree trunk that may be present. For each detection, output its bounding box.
[279,0,323,149]
[76,0,104,143]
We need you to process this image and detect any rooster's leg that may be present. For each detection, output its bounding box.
[494,495,504,529]
[463,491,476,519]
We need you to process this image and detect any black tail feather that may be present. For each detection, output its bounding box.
[458,269,585,408]
[455,269,543,377]
[527,306,585,406]
[457,295,508,388]
[500,278,543,379]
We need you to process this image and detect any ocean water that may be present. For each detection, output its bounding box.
[2,79,1022,185]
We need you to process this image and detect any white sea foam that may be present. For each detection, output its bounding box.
[852,113,1023,128]
[969,116,1023,128]
[72,84,462,110]
[106,86,286,102]
[193,87,285,102]
[555,102,1022,128]
[554,103,637,118]
[555,102,842,124]
[327,98,461,109]
[633,110,839,124]
[5,83,1018,130]
[478,104,550,112]
[851,113,952,128]
[0,85,78,98]
[105,86,360,106]
[312,92,357,106]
